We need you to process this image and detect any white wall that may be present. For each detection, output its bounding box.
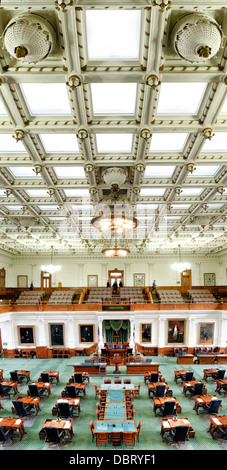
[0,252,226,287]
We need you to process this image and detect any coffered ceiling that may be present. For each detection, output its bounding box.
[0,0,226,258]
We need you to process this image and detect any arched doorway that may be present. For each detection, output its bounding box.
[108,268,124,287]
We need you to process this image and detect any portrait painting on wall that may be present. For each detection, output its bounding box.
[50,324,64,346]
[80,324,94,343]
[140,323,152,343]
[167,320,185,344]
[18,326,35,345]
[198,323,214,344]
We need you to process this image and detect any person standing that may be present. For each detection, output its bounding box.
[151,280,157,295]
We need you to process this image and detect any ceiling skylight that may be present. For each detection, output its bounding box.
[9,167,41,178]
[20,83,71,115]
[189,165,220,177]
[40,134,79,153]
[144,165,175,178]
[157,82,207,114]
[96,133,133,152]
[91,83,137,115]
[180,188,203,196]
[140,188,166,196]
[149,133,188,151]
[26,189,50,197]
[0,134,25,152]
[202,132,227,151]
[0,100,7,115]
[64,189,90,197]
[54,166,85,179]
[86,10,141,60]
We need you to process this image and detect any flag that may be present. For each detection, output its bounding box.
[97,326,100,347]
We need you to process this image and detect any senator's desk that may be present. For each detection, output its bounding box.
[100,383,135,392]
[203,368,219,381]
[161,417,195,440]
[153,397,181,415]
[177,355,194,365]
[39,418,73,442]
[216,378,227,394]
[196,355,216,364]
[40,371,59,384]
[93,419,137,442]
[52,398,80,416]
[15,370,31,383]
[28,382,51,397]
[73,363,107,375]
[62,382,86,397]
[1,380,19,396]
[215,355,227,364]
[126,362,159,375]
[182,381,207,396]
[208,415,227,437]
[174,370,193,383]
[193,395,221,414]
[0,416,26,440]
[148,381,170,398]
[12,396,41,415]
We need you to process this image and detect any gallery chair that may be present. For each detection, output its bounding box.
[0,426,13,446]
[44,427,65,448]
[168,426,189,448]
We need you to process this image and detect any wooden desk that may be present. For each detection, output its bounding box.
[208,415,227,437]
[93,419,137,444]
[182,381,207,396]
[177,355,194,365]
[153,397,181,415]
[39,418,73,442]
[216,378,227,394]
[194,395,221,414]
[100,384,135,392]
[28,382,51,397]
[69,372,90,384]
[197,355,215,364]
[174,370,193,383]
[126,363,159,375]
[0,416,26,440]
[148,382,170,398]
[161,417,195,440]
[12,396,41,415]
[1,381,18,396]
[73,363,107,376]
[0,369,4,380]
[41,371,59,384]
[203,368,219,382]
[52,398,80,416]
[15,370,31,383]
[144,371,162,384]
[215,355,227,364]
[62,383,86,398]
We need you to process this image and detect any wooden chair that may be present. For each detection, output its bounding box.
[123,379,131,384]
[89,420,95,442]
[168,426,189,448]
[111,432,122,448]
[94,383,100,397]
[114,379,122,384]
[99,365,106,377]
[104,379,112,384]
[134,383,141,398]
[123,432,135,449]
[96,432,109,449]
[136,421,142,442]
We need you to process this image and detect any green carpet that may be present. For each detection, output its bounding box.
[0,355,226,452]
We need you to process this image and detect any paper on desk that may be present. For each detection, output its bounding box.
[197,398,203,402]
[63,422,71,429]
[15,419,21,425]
[182,419,189,424]
[212,417,221,425]
[162,422,171,429]
[0,418,3,422]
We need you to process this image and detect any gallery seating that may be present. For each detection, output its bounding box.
[119,287,145,303]
[15,290,45,305]
[187,289,216,303]
[156,290,184,303]
[48,290,75,304]
[86,288,112,303]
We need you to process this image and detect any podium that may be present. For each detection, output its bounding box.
[112,354,122,374]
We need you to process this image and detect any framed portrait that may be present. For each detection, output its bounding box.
[88,275,98,288]
[198,323,214,345]
[167,320,185,344]
[50,324,64,346]
[18,326,35,346]
[134,273,145,287]
[140,323,152,343]
[79,324,94,343]
[204,273,216,286]
[17,275,28,288]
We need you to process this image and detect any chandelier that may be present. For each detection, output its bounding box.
[102,247,130,257]
[41,246,62,275]
[91,205,137,233]
[171,245,191,273]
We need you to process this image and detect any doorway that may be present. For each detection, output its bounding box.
[41,271,52,289]
[181,269,192,293]
[108,269,124,287]
[0,268,5,288]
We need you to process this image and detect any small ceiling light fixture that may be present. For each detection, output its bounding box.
[41,245,61,275]
[171,244,191,273]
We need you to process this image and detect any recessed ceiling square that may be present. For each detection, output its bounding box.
[86,10,141,60]
[54,166,85,179]
[144,165,175,178]
[40,134,79,152]
[20,83,71,115]
[149,133,188,151]
[157,82,207,114]
[96,133,133,152]
[91,83,137,115]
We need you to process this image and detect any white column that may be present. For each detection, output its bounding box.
[129,318,135,352]
[98,317,104,353]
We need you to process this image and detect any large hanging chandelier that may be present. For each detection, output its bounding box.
[91,205,137,233]
[171,245,191,273]
[102,247,130,257]
[41,246,61,274]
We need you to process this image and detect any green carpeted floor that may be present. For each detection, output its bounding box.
[0,355,226,451]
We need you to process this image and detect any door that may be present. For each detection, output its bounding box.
[108,269,124,287]
[0,268,5,288]
[181,269,192,293]
[41,271,52,289]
